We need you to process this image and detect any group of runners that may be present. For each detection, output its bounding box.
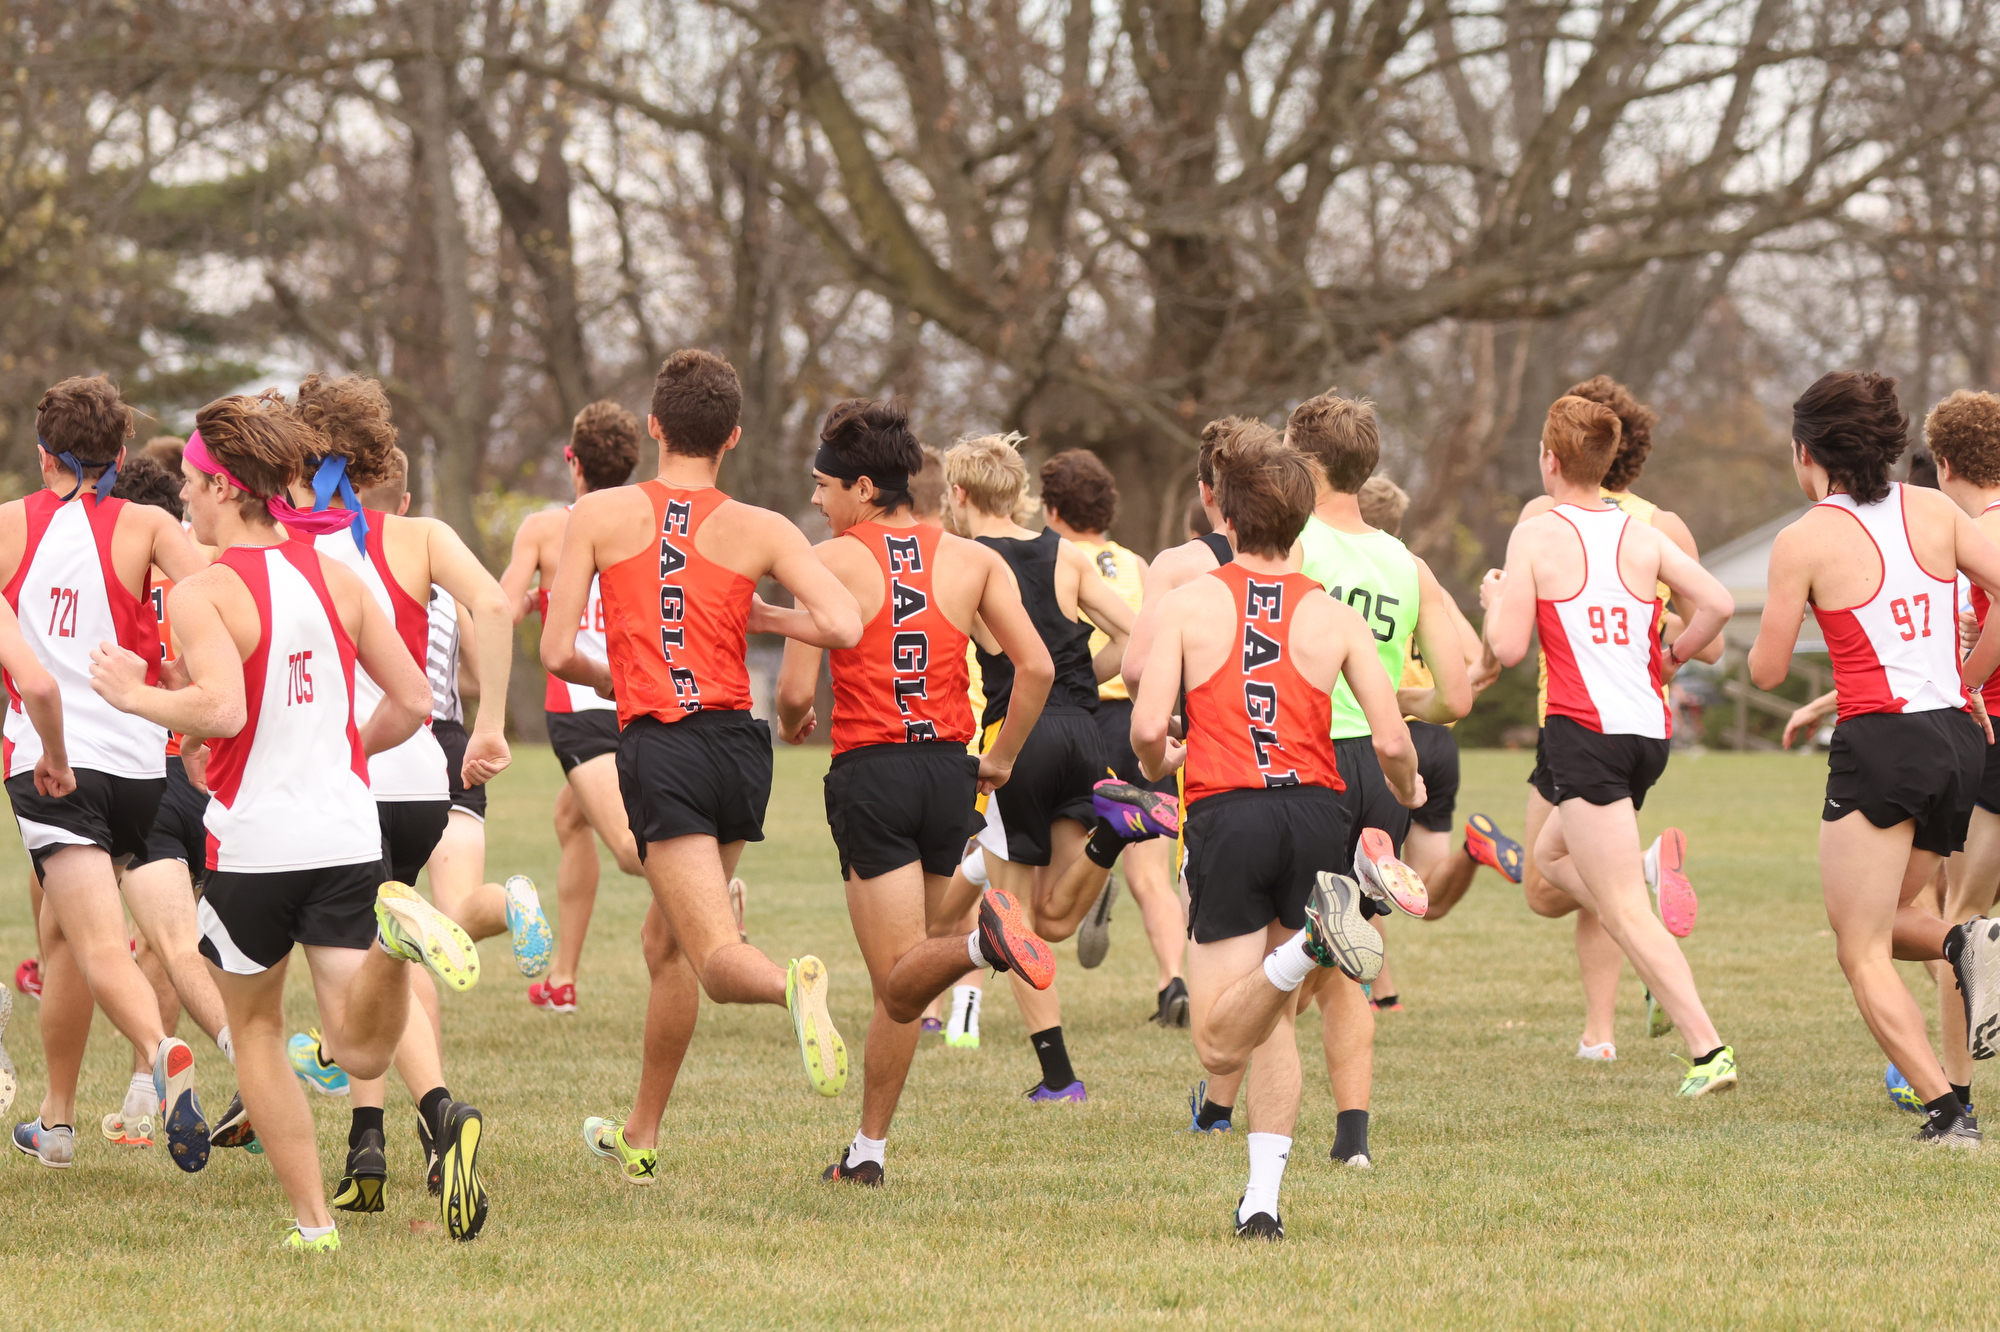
[5,349,1999,1247]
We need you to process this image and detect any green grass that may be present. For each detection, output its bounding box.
[0,746,1986,1328]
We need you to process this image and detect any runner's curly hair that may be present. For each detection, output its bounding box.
[111,454,184,521]
[1924,391,2000,488]
[1793,371,1907,505]
[1566,375,1657,492]
[569,400,641,493]
[294,374,401,489]
[194,391,318,522]
[1039,449,1119,535]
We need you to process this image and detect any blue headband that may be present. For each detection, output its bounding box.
[309,456,370,552]
[39,436,119,503]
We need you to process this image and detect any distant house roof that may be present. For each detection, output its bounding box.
[1701,505,1822,652]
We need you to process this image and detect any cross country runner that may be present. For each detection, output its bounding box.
[502,400,649,1015]
[550,349,864,1183]
[775,398,1057,1184]
[1751,371,2000,1145]
[1485,395,1738,1098]
[90,393,480,1250]
[1133,427,1419,1239]
[6,375,210,1174]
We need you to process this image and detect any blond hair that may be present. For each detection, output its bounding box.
[946,433,1030,518]
[1357,475,1410,535]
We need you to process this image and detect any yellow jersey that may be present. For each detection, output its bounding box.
[1070,538,1145,702]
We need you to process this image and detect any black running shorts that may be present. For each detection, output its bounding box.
[1092,698,1175,795]
[126,756,207,876]
[1407,720,1461,834]
[1826,708,1984,856]
[1183,786,1348,944]
[432,718,487,820]
[1526,728,1559,806]
[618,710,773,855]
[378,799,451,886]
[547,708,621,775]
[197,860,382,974]
[6,768,165,881]
[976,706,1102,867]
[1541,715,1670,810]
[825,742,980,881]
[1330,734,1411,872]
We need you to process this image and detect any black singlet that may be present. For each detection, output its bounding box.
[1198,531,1234,565]
[975,527,1099,726]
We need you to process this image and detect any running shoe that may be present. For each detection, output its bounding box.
[822,1148,884,1186]
[1674,1045,1738,1097]
[331,1129,387,1213]
[288,1029,350,1096]
[1234,1199,1283,1241]
[1644,827,1697,938]
[1954,917,2000,1060]
[528,980,576,1014]
[1646,990,1675,1039]
[0,986,14,1120]
[583,1116,658,1185]
[978,887,1055,990]
[1303,872,1384,984]
[438,1100,488,1240]
[503,875,552,979]
[1355,827,1427,917]
[1076,875,1114,970]
[1883,1064,1926,1113]
[1187,1080,1232,1133]
[1154,976,1191,1028]
[11,1119,74,1168]
[728,877,749,943]
[1372,993,1404,1013]
[920,1017,944,1035]
[418,1111,442,1195]
[152,1036,209,1173]
[375,881,481,993]
[1026,1080,1087,1104]
[1092,778,1180,839]
[787,956,849,1097]
[1577,1041,1617,1062]
[1463,813,1524,884]
[12,958,40,1000]
[211,1092,257,1151]
[1916,1111,1983,1147]
[101,1078,156,1147]
[1332,1148,1372,1169]
[281,1225,342,1254]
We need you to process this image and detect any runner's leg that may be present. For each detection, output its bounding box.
[549,783,599,991]
[123,861,227,1042]
[1941,814,2000,1089]
[1123,838,1184,992]
[215,958,329,1228]
[426,811,508,942]
[626,841,744,1148]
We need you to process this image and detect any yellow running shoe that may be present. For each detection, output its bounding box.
[1675,1045,1738,1097]
[374,882,481,993]
[1646,989,1675,1039]
[280,1225,341,1253]
[582,1116,659,1185]
[787,956,848,1097]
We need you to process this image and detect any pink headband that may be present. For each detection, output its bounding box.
[185,429,360,538]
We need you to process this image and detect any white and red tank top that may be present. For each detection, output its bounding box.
[1536,504,1670,738]
[829,521,973,753]
[540,568,615,715]
[299,512,448,801]
[1,491,164,779]
[202,542,379,872]
[1815,485,1964,723]
[1182,565,1343,804]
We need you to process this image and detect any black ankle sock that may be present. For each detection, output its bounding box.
[1030,1026,1076,1091]
[1692,1046,1726,1066]
[419,1086,452,1137]
[1331,1109,1370,1162]
[1924,1090,1966,1123]
[1952,1083,1974,1113]
[1945,924,1967,967]
[1195,1098,1233,1130]
[1084,819,1127,868]
[1372,994,1398,1010]
[349,1106,384,1147]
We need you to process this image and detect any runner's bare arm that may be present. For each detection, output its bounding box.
[1399,556,1473,723]
[1483,523,1543,668]
[0,598,70,794]
[1650,509,1724,664]
[92,580,244,740]
[425,518,511,784]
[1783,689,1839,749]
[1335,600,1421,807]
[1651,530,1733,680]
[542,498,612,694]
[1748,522,1813,690]
[1122,541,1208,695]
[499,509,555,626]
[1131,592,1187,783]
[750,515,864,650]
[1952,503,2000,690]
[775,639,822,745]
[341,565,431,757]
[976,547,1053,790]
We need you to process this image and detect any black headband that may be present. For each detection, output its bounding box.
[812,442,908,494]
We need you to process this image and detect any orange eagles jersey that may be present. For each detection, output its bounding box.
[829,521,972,753]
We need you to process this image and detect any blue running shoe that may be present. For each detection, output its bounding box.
[1026,1080,1087,1104]
[504,875,553,979]
[1187,1079,1233,1133]
[151,1037,208,1173]
[289,1029,350,1097]
[1886,1064,1925,1113]
[11,1118,74,1168]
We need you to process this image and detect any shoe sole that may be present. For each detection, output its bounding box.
[0,986,13,1120]
[1682,1069,1738,1097]
[1465,814,1524,884]
[1307,873,1384,983]
[154,1038,209,1174]
[980,889,1056,990]
[1163,989,1190,1028]
[1093,781,1181,838]
[1356,828,1427,917]
[505,878,553,979]
[379,886,481,993]
[333,1172,386,1212]
[1654,827,1697,938]
[944,1035,980,1049]
[441,1105,488,1240]
[1965,919,2000,1060]
[789,956,849,1096]
[1075,879,1113,970]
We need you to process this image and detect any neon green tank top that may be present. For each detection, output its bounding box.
[1297,516,1420,740]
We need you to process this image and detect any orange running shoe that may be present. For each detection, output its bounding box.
[1355,827,1427,917]
[1464,813,1525,884]
[1646,827,1697,938]
[978,887,1055,990]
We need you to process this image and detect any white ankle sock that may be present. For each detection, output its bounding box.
[963,847,989,888]
[847,1131,887,1168]
[967,929,987,969]
[1239,1132,1292,1222]
[1261,932,1315,993]
[129,1071,154,1093]
[217,1026,235,1066]
[946,985,982,1041]
[296,1223,335,1241]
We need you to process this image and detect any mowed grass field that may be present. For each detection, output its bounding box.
[0,745,1993,1328]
